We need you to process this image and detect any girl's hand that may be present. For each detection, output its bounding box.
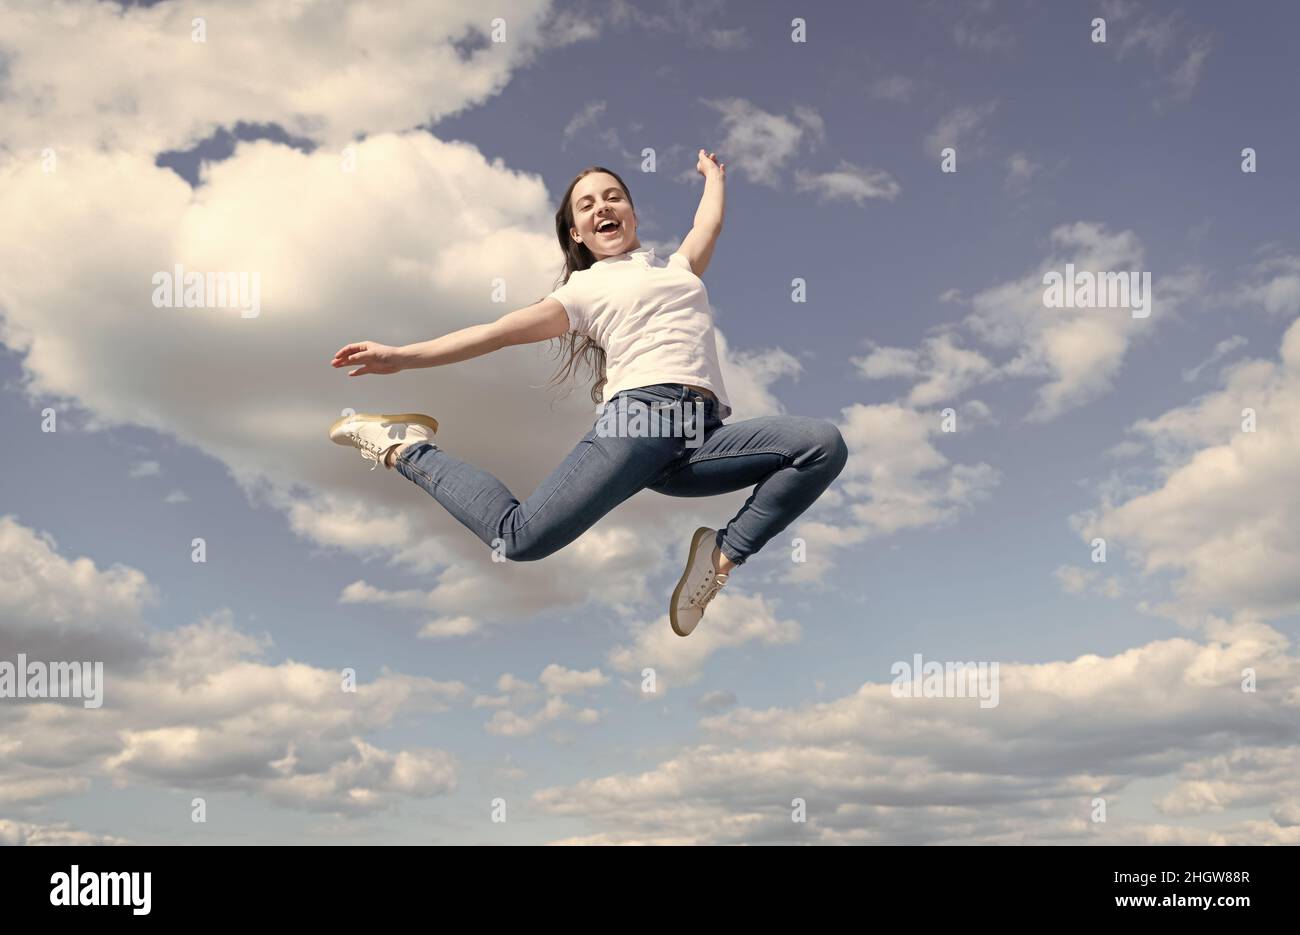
[331,341,404,376]
[696,148,725,179]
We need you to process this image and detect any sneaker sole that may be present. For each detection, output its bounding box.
[669,526,715,637]
[328,412,440,442]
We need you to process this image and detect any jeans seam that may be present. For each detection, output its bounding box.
[686,446,792,465]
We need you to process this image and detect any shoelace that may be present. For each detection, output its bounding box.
[350,431,386,471]
[691,572,728,609]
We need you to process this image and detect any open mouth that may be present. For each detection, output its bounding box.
[595,219,620,237]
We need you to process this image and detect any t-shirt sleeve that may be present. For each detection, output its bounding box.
[546,275,589,334]
[667,251,694,274]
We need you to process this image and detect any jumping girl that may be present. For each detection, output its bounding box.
[328,151,847,637]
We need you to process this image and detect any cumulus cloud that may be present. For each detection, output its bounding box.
[699,98,826,187]
[474,664,609,736]
[1236,254,1300,317]
[865,222,1206,422]
[811,400,999,543]
[853,332,997,407]
[792,161,901,206]
[1,107,807,639]
[0,0,568,158]
[0,514,155,665]
[0,517,465,817]
[537,626,1300,843]
[607,592,801,690]
[0,819,132,846]
[1076,317,1300,624]
[1053,564,1123,599]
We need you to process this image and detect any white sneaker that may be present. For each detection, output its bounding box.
[328,412,439,471]
[670,526,729,637]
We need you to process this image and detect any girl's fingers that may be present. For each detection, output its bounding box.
[335,342,367,360]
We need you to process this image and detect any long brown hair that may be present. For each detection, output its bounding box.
[543,166,637,405]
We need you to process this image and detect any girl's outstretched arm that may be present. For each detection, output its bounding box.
[331,299,570,376]
[674,149,726,277]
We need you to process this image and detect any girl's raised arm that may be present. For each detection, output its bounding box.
[674,149,726,277]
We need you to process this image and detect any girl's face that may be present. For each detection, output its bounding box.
[568,172,639,260]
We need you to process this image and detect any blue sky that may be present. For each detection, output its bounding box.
[1,0,1298,844]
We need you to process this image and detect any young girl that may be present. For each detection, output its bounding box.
[328,152,847,637]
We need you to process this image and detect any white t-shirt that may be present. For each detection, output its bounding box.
[545,245,733,419]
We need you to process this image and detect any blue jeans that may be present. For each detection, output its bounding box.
[393,383,848,564]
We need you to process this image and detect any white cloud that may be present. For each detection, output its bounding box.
[1078,317,1300,623]
[0,819,132,846]
[853,332,997,407]
[1168,35,1213,101]
[792,160,901,206]
[419,615,480,639]
[1098,2,1213,106]
[923,102,999,159]
[0,0,569,158]
[475,664,609,737]
[607,592,801,690]
[1005,151,1039,188]
[605,0,751,51]
[0,2,827,637]
[537,627,1300,843]
[0,514,155,664]
[1053,564,1123,599]
[1182,336,1247,383]
[699,98,825,187]
[3,123,807,630]
[958,222,1205,420]
[563,101,608,142]
[0,517,466,816]
[539,663,609,695]
[833,401,1000,538]
[128,460,160,478]
[1237,254,1300,317]
[871,75,915,103]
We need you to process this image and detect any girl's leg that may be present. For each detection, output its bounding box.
[393,426,679,562]
[647,415,848,566]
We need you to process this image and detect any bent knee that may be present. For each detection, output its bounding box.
[816,421,849,475]
[502,535,559,563]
